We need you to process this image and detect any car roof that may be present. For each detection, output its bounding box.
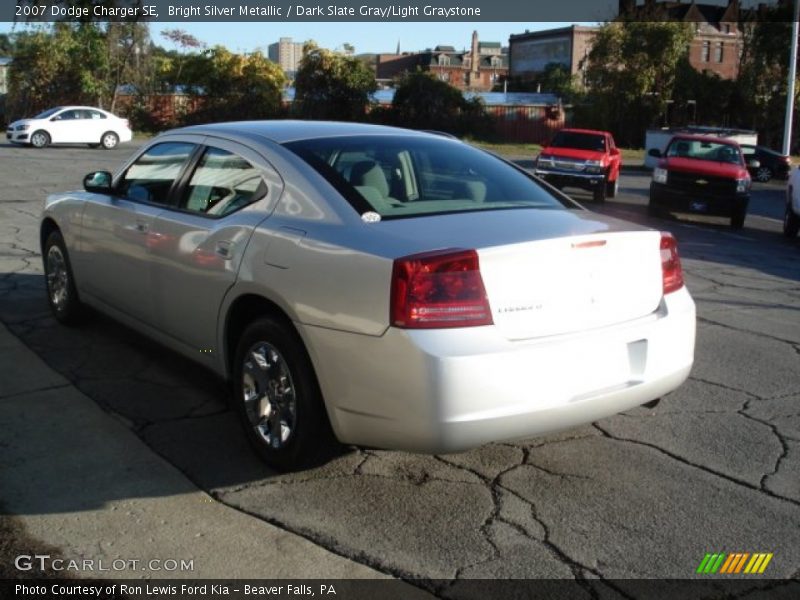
[670,134,741,147]
[168,120,439,144]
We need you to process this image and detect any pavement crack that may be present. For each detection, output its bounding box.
[697,316,799,346]
[592,423,800,508]
[0,383,71,400]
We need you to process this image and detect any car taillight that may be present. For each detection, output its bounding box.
[391,249,493,329]
[660,232,684,295]
[123,119,130,129]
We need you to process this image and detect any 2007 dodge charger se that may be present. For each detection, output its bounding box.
[41,121,696,469]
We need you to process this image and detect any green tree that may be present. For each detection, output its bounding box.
[184,46,286,123]
[7,23,109,118]
[293,42,377,121]
[0,33,13,56]
[583,21,694,146]
[735,3,797,148]
[390,69,490,137]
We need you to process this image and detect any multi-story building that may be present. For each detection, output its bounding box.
[508,25,598,86]
[376,31,508,91]
[509,1,750,84]
[268,37,305,78]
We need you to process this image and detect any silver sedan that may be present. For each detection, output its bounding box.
[41,121,696,470]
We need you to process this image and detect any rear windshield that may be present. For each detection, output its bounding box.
[550,131,606,152]
[283,135,567,219]
[666,139,743,165]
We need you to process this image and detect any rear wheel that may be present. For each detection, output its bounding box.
[43,230,83,324]
[784,198,800,238]
[101,131,119,149]
[30,130,50,149]
[232,317,337,471]
[754,166,773,183]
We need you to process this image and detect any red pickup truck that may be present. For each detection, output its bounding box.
[648,134,753,229]
[533,128,622,203]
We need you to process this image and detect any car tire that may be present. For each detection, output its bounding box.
[730,209,746,229]
[784,198,800,238]
[30,130,50,149]
[43,230,84,325]
[593,179,607,203]
[754,166,773,183]
[101,131,119,149]
[232,317,337,471]
[606,175,619,198]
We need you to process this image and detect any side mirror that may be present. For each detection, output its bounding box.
[647,148,662,158]
[747,160,760,169]
[610,147,620,156]
[83,171,113,193]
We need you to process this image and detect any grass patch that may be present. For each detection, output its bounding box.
[469,140,647,164]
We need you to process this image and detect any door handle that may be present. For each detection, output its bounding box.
[135,220,148,233]
[215,241,233,259]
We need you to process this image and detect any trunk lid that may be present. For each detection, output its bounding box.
[477,230,663,340]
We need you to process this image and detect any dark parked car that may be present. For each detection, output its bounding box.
[740,144,792,182]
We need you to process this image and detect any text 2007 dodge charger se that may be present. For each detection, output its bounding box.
[41,121,696,470]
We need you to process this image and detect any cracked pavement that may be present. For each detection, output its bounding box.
[1,142,799,593]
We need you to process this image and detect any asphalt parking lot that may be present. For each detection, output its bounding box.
[0,141,799,593]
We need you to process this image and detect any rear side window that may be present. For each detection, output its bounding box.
[284,135,566,219]
[180,147,267,217]
[118,142,196,205]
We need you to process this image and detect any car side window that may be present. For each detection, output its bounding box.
[180,147,267,217]
[117,142,196,205]
[87,110,107,120]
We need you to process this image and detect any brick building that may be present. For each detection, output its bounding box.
[510,1,751,84]
[619,0,744,79]
[376,31,508,91]
[508,25,598,86]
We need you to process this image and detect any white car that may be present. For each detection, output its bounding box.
[786,165,800,238]
[41,121,696,470]
[6,106,133,149]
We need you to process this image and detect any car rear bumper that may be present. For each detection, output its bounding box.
[303,286,696,453]
[650,182,749,217]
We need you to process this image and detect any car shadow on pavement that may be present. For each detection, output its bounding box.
[0,273,323,513]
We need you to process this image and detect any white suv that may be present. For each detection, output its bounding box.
[6,106,133,149]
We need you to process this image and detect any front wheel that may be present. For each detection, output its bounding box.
[30,130,50,148]
[43,230,83,324]
[784,199,800,238]
[232,317,337,471]
[593,179,607,203]
[730,209,746,230]
[101,131,119,149]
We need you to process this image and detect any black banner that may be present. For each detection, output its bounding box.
[3,579,800,600]
[2,0,790,23]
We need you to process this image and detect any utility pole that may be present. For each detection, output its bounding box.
[783,0,799,156]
